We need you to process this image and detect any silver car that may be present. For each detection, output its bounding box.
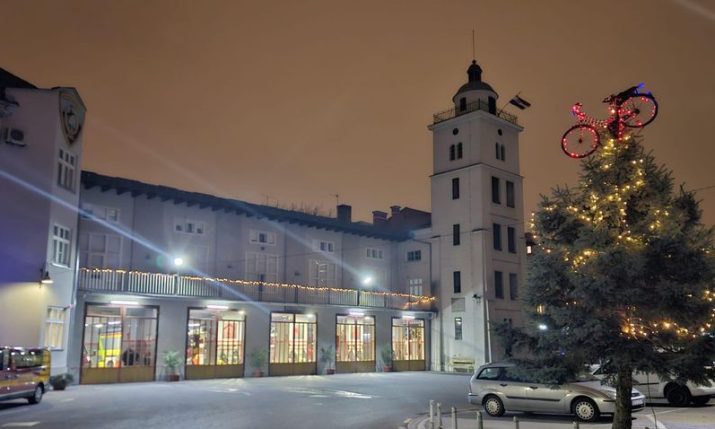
[468,363,646,422]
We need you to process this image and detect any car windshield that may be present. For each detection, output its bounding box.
[568,372,600,383]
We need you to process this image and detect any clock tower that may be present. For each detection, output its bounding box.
[428,60,526,368]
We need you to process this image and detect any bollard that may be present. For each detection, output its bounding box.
[451,406,458,429]
[513,416,519,429]
[476,411,483,429]
[573,422,579,429]
[430,400,435,428]
[437,403,443,429]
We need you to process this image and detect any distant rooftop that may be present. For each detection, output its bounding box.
[81,171,429,241]
[0,68,37,89]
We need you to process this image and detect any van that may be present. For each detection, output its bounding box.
[0,347,50,404]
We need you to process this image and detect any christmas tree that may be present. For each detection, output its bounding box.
[500,134,715,429]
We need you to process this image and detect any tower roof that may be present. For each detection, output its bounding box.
[454,60,496,97]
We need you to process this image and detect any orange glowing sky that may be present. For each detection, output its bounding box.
[4,0,715,226]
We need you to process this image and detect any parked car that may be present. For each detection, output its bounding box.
[468,362,646,422]
[0,347,50,404]
[591,364,714,406]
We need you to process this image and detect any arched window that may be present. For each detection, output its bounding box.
[495,143,500,159]
[500,144,506,161]
[457,143,463,159]
[449,145,456,161]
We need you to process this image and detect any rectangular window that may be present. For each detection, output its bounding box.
[493,223,502,251]
[314,240,335,253]
[81,233,122,268]
[270,313,317,364]
[187,309,245,366]
[392,318,425,361]
[454,317,463,341]
[495,143,500,160]
[408,278,423,296]
[309,260,336,287]
[249,229,276,245]
[407,250,422,262]
[44,307,66,349]
[52,225,71,266]
[494,271,504,299]
[246,252,279,282]
[506,181,515,208]
[57,148,76,192]
[336,315,375,363]
[501,144,506,161]
[366,248,384,260]
[453,224,460,246]
[508,227,516,253]
[175,219,206,235]
[453,271,461,294]
[452,177,460,200]
[509,273,518,300]
[457,143,463,159]
[459,97,467,112]
[492,177,500,204]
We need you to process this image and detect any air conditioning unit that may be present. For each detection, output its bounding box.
[2,127,25,147]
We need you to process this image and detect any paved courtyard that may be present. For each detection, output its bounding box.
[0,373,712,429]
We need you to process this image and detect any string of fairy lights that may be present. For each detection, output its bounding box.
[530,132,715,340]
[79,267,436,303]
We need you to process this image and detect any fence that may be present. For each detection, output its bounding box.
[78,268,434,311]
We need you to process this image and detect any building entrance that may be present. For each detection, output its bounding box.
[392,317,426,371]
[269,313,317,376]
[335,315,375,373]
[185,308,245,379]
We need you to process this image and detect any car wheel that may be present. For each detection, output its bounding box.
[28,385,43,404]
[666,385,691,406]
[572,397,599,422]
[691,396,710,406]
[483,395,505,417]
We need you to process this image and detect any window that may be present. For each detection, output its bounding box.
[336,315,375,363]
[459,97,467,112]
[392,318,425,361]
[186,309,245,367]
[453,271,461,294]
[509,273,518,300]
[314,240,334,253]
[449,144,456,161]
[366,248,384,260]
[408,278,423,296]
[57,148,76,192]
[452,177,460,200]
[527,245,533,255]
[477,367,501,380]
[407,250,422,262]
[454,317,463,341]
[456,143,463,159]
[506,181,515,208]
[309,260,336,287]
[491,177,501,204]
[81,204,120,223]
[493,223,502,251]
[501,144,506,161]
[495,143,500,160]
[175,219,206,235]
[52,225,71,266]
[249,229,276,245]
[270,313,317,364]
[452,128,459,135]
[81,233,121,268]
[508,227,516,253]
[494,271,504,299]
[246,252,279,282]
[453,224,460,246]
[44,307,66,349]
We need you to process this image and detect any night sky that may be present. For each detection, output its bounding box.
[4,0,715,226]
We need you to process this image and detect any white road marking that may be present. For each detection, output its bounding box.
[1,422,41,427]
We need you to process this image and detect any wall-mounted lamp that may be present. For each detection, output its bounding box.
[40,269,53,285]
[472,293,482,303]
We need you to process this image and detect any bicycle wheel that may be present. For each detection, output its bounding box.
[561,124,600,159]
[620,94,658,128]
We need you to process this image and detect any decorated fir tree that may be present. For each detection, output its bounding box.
[500,135,715,429]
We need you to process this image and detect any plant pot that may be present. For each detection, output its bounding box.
[167,374,180,382]
[326,368,335,375]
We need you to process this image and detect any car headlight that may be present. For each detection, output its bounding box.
[605,390,617,400]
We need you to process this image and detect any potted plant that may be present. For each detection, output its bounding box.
[49,373,74,391]
[163,350,181,382]
[249,348,267,377]
[320,345,335,375]
[381,345,394,372]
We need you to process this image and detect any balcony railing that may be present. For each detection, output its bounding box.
[433,99,518,125]
[78,268,436,311]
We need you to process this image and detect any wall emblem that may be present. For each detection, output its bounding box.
[59,90,85,145]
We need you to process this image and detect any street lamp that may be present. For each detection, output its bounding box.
[173,257,184,267]
[362,276,374,287]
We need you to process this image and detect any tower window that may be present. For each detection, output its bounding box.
[457,143,463,159]
[495,143,500,160]
[494,271,504,299]
[501,144,506,161]
[506,181,515,208]
[509,273,518,300]
[452,177,460,200]
[453,224,460,246]
[452,128,459,135]
[493,223,502,251]
[488,96,496,114]
[491,177,501,204]
[459,97,467,112]
[508,227,516,253]
[454,317,463,341]
[453,271,461,294]
[449,144,456,161]
[497,129,503,136]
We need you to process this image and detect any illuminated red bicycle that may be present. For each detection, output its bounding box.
[561,84,658,158]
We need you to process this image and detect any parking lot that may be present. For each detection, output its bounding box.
[0,373,712,429]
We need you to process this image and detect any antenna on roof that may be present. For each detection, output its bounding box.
[332,193,340,206]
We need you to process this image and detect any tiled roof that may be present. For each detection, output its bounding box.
[81,171,413,241]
